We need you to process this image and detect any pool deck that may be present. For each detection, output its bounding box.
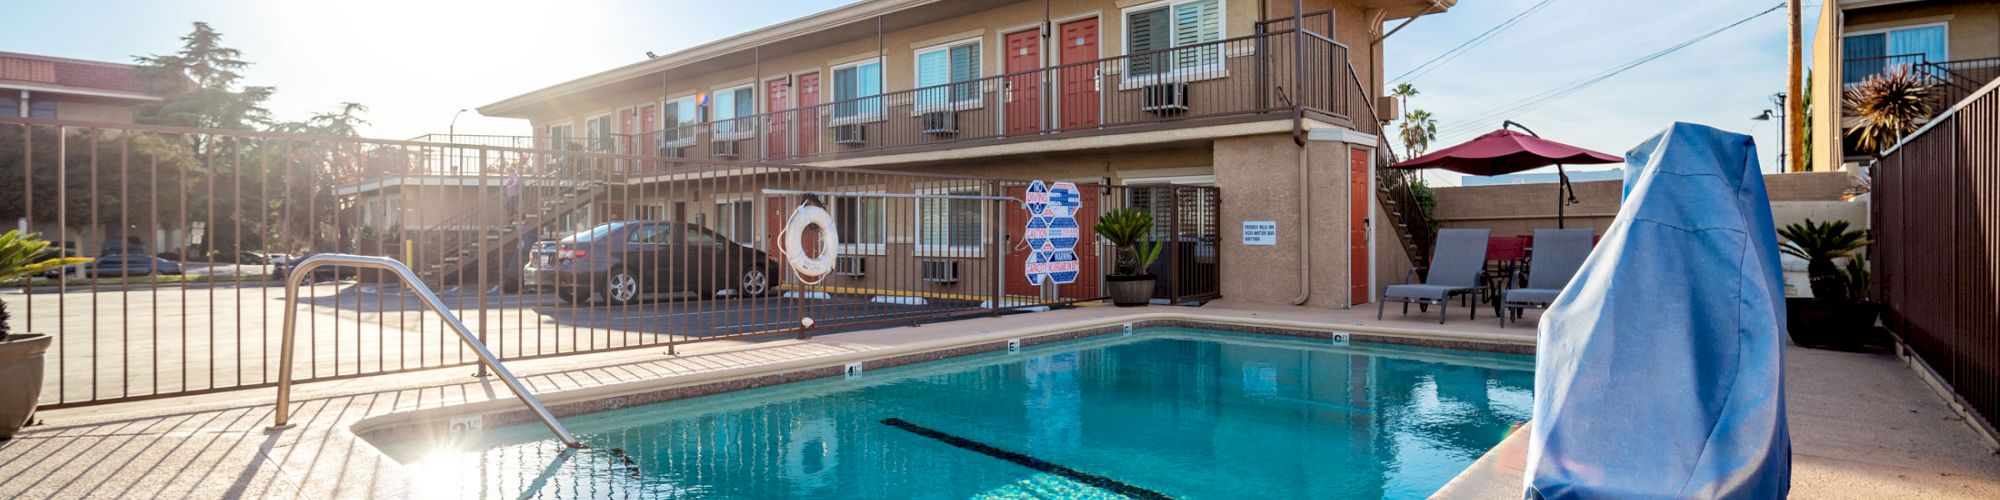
[1,300,1996,499]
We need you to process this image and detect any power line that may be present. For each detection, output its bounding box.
[1391,0,1558,85]
[1434,2,1785,140]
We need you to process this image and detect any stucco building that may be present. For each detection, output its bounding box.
[0,51,160,124]
[1810,0,2000,171]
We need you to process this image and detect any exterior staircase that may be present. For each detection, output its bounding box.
[418,178,607,286]
[1374,142,1436,276]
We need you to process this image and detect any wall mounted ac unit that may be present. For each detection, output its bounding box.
[921,111,958,135]
[921,259,959,283]
[1141,82,1191,113]
[835,255,867,277]
[659,145,687,158]
[711,140,739,157]
[833,124,866,145]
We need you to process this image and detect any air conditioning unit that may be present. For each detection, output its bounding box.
[833,124,866,145]
[1141,82,1191,113]
[659,145,687,158]
[921,259,959,283]
[835,255,867,277]
[920,111,958,135]
[711,140,739,158]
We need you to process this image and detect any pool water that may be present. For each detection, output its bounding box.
[384,328,1534,499]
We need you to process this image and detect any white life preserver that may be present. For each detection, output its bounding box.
[781,201,840,284]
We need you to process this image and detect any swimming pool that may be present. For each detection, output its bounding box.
[373,327,1533,498]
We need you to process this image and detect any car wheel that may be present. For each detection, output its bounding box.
[605,268,640,306]
[739,266,772,298]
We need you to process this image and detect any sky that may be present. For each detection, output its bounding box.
[4,0,1815,182]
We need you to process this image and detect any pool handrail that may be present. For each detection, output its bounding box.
[265,254,584,449]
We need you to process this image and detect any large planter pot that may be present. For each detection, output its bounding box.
[1785,298,1884,351]
[1106,274,1156,307]
[0,333,51,439]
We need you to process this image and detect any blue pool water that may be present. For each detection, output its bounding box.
[383,328,1534,498]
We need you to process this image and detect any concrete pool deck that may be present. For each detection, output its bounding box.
[0,300,1995,498]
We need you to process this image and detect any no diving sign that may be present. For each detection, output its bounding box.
[1024,181,1083,285]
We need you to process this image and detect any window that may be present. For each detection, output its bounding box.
[1843,24,1947,85]
[831,59,883,120]
[1125,0,1223,78]
[585,114,614,152]
[626,224,672,244]
[712,86,755,136]
[0,97,17,118]
[915,186,985,252]
[547,123,575,150]
[662,96,698,144]
[26,99,55,119]
[831,194,886,251]
[914,39,982,112]
[685,226,722,246]
[714,199,754,243]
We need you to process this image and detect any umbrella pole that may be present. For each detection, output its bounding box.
[1556,163,1569,229]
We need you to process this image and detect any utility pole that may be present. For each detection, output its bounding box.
[1787,0,1806,172]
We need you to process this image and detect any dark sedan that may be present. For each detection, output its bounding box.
[523,221,779,305]
[85,254,183,278]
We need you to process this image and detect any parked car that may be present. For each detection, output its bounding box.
[265,253,295,266]
[84,254,183,278]
[523,221,778,305]
[273,254,358,285]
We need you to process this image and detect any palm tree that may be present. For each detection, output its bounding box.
[1399,109,1438,158]
[1843,66,1935,156]
[1778,219,1871,302]
[1391,83,1419,114]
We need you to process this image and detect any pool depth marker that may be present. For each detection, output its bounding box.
[879,418,1171,500]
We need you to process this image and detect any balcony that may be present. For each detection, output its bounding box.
[419,23,1368,171]
[1843,54,2000,110]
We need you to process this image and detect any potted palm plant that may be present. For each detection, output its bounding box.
[1095,207,1164,307]
[0,230,90,438]
[1778,219,1880,350]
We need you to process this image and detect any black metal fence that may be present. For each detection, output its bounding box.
[1871,78,2000,433]
[0,118,1220,409]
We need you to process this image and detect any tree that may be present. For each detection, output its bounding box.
[134,22,275,131]
[1390,83,1419,116]
[1399,109,1439,158]
[1842,66,1934,156]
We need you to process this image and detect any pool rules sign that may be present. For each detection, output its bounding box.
[1023,181,1082,285]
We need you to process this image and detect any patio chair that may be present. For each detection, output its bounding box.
[1500,228,1594,327]
[1380,228,1491,324]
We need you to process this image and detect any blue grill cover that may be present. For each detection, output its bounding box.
[1524,122,1791,498]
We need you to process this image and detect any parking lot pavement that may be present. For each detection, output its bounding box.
[10,282,987,406]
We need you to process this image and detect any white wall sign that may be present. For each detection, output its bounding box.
[1242,220,1277,246]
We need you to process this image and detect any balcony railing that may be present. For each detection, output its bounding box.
[437,27,1350,168]
[1844,54,2000,107]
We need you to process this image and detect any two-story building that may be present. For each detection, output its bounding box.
[1810,0,2000,170]
[359,0,1453,308]
[0,51,160,124]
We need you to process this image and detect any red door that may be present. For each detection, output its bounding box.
[796,72,820,157]
[1004,184,1101,300]
[619,109,637,155]
[766,78,791,159]
[639,105,658,160]
[1004,28,1042,136]
[1058,18,1100,129]
[1350,148,1372,305]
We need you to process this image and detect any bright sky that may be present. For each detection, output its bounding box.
[6,0,1813,180]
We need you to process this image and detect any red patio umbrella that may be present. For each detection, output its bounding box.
[1392,121,1622,228]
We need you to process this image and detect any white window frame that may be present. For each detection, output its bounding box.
[660,95,699,147]
[826,185,889,255]
[1841,22,1950,86]
[913,37,986,115]
[711,84,756,140]
[1118,0,1229,87]
[546,121,575,151]
[584,112,615,152]
[912,184,989,257]
[829,57,886,125]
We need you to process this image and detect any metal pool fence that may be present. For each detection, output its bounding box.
[1871,78,2000,434]
[0,117,1218,409]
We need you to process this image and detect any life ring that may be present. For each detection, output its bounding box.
[783,417,840,489]
[781,197,840,284]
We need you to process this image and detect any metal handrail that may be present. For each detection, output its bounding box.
[265,254,584,449]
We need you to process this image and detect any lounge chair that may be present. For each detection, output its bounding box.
[1500,228,1594,327]
[1380,228,1491,324]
